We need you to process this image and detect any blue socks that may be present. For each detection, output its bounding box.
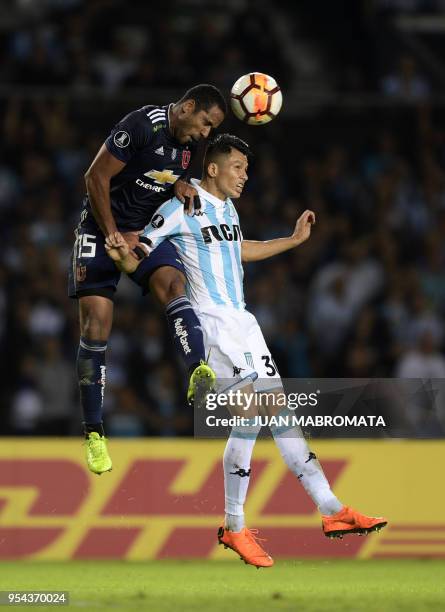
[77,336,107,435]
[165,296,205,372]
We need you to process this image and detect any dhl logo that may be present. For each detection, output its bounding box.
[0,439,443,559]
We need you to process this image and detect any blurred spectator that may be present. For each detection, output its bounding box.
[34,337,76,434]
[107,386,149,438]
[10,357,44,434]
[395,331,445,378]
[309,273,356,358]
[381,55,431,100]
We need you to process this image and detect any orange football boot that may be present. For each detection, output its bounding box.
[218,526,274,568]
[322,505,387,539]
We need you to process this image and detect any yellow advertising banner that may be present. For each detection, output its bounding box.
[0,438,443,560]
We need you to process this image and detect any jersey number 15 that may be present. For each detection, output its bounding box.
[77,234,96,258]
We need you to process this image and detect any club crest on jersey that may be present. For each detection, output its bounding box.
[182,150,191,169]
[76,265,86,282]
[113,130,130,148]
[151,214,164,228]
[171,148,177,160]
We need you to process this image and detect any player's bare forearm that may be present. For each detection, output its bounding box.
[241,210,316,262]
[84,144,127,242]
[115,252,140,273]
[85,172,117,236]
[242,237,298,262]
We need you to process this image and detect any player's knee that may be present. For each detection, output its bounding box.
[79,304,111,341]
[168,274,186,300]
[80,314,106,340]
[151,268,186,305]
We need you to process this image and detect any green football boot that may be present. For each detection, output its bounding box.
[187,360,216,407]
[85,432,112,475]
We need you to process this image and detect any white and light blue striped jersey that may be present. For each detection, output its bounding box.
[141,179,245,310]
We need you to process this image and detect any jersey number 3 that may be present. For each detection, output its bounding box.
[262,355,277,376]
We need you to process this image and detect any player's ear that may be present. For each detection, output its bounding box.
[207,161,218,178]
[181,99,195,116]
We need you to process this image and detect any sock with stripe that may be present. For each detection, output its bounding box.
[165,295,205,372]
[270,409,343,516]
[77,336,107,437]
[223,420,261,532]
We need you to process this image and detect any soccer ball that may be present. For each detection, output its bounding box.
[230,73,282,125]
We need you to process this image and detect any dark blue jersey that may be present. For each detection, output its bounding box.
[82,104,196,231]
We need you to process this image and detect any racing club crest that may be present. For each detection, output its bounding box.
[182,150,191,169]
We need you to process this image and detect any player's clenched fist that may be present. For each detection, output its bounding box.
[292,210,316,245]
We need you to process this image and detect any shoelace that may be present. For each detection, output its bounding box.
[244,529,269,555]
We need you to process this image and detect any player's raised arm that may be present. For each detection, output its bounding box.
[84,145,126,243]
[241,210,315,262]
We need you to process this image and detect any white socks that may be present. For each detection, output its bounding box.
[270,411,343,516]
[223,410,343,531]
[223,421,260,532]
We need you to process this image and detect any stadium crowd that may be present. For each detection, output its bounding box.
[3,96,445,437]
[1,0,445,437]
[0,0,289,93]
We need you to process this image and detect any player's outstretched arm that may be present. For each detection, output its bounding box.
[105,236,141,273]
[242,210,315,262]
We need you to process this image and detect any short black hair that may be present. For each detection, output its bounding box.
[204,133,251,172]
[178,84,227,115]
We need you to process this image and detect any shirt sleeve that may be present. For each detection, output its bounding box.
[104,108,151,164]
[139,198,184,253]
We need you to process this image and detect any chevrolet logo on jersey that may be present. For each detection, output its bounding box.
[136,169,180,193]
[144,169,179,184]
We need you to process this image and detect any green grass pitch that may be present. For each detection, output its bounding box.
[0,560,444,611]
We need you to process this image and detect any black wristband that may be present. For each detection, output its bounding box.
[133,246,147,261]
[139,236,152,247]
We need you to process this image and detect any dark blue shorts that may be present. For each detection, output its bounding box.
[68,222,185,299]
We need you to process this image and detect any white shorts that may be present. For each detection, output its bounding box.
[197,305,281,392]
